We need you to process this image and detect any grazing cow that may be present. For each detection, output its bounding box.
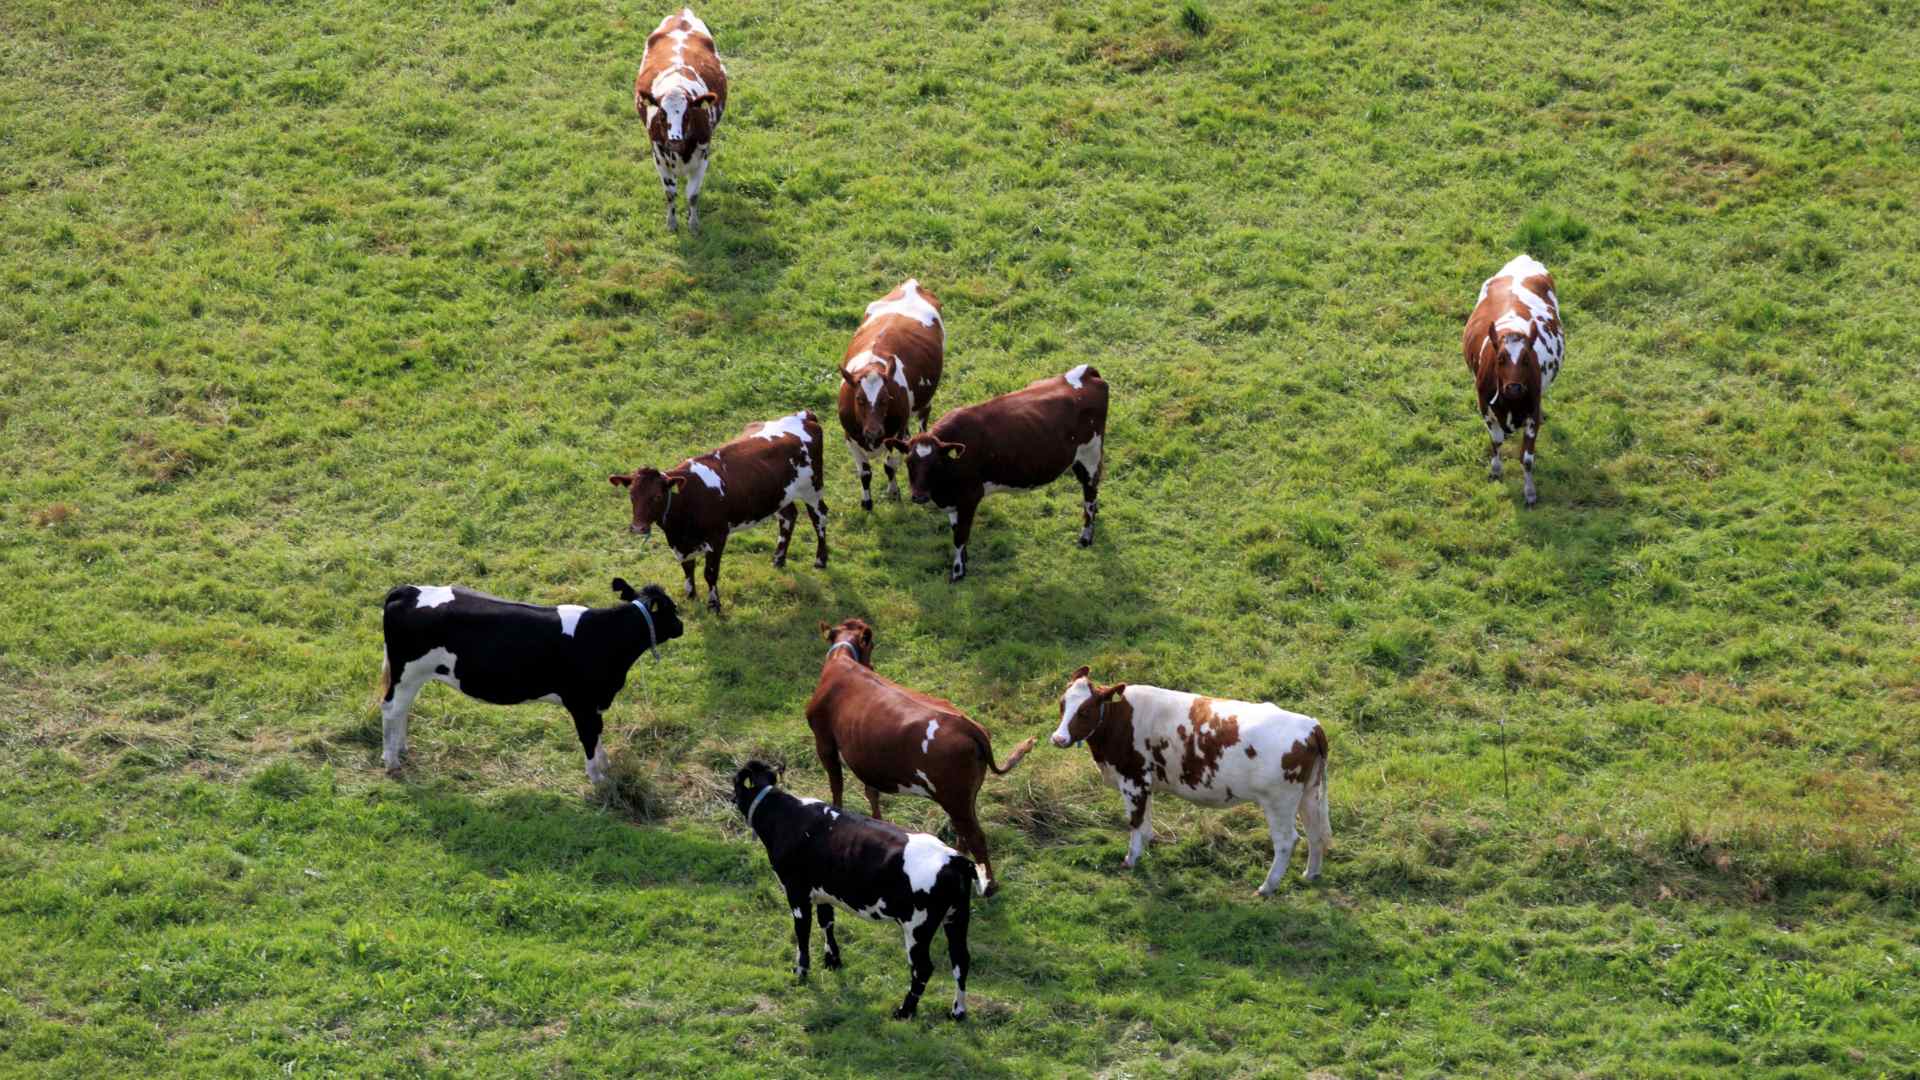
[732,760,975,1020]
[376,578,685,785]
[886,365,1108,581]
[610,410,828,613]
[837,279,945,511]
[805,619,1036,897]
[1464,253,1564,507]
[1049,667,1330,897]
[634,8,728,231]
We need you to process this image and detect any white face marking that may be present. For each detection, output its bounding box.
[688,461,724,492]
[901,833,955,893]
[843,349,878,374]
[915,444,933,458]
[860,373,884,406]
[1054,678,1093,746]
[1064,363,1089,389]
[751,411,814,444]
[556,604,587,637]
[862,279,943,344]
[414,585,455,609]
[921,720,940,753]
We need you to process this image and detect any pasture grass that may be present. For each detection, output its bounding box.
[3,0,1919,1075]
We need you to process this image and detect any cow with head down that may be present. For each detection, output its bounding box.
[1464,254,1565,507]
[634,8,728,232]
[837,279,944,511]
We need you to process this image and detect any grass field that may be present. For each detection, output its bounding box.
[4,0,1919,1074]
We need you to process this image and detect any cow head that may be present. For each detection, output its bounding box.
[883,433,967,505]
[819,617,875,666]
[638,87,719,161]
[732,759,785,817]
[609,467,688,538]
[841,354,904,446]
[1489,329,1539,407]
[612,577,686,651]
[1052,666,1127,748]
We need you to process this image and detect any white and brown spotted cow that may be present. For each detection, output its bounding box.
[1464,254,1564,507]
[634,9,728,232]
[1050,668,1330,897]
[886,365,1107,582]
[610,410,827,613]
[838,279,944,511]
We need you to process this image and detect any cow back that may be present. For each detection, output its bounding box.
[930,367,1106,487]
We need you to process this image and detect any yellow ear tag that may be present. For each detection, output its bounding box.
[742,778,754,789]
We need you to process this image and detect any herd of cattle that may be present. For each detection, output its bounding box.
[372,8,1567,1020]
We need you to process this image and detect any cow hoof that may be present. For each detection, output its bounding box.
[794,967,808,982]
[947,569,966,584]
[706,602,722,615]
[813,557,828,570]
[951,1008,968,1023]
[892,1005,917,1021]
[1078,533,1094,548]
[772,555,787,569]
[823,952,842,970]
[861,499,873,512]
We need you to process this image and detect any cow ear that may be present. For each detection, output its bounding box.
[741,775,754,789]
[693,92,718,108]
[941,442,967,460]
[611,577,638,601]
[882,437,908,452]
[1100,682,1129,700]
[635,88,656,113]
[609,473,632,487]
[841,367,858,386]
[667,475,688,493]
[1070,665,1091,683]
[819,620,832,639]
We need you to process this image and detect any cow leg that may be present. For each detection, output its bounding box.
[805,499,829,569]
[1303,761,1331,882]
[915,408,930,435]
[818,903,843,969]
[864,784,884,820]
[883,449,901,501]
[1072,462,1101,547]
[894,913,936,1020]
[773,504,798,569]
[679,557,698,601]
[684,147,710,233]
[379,666,428,772]
[847,438,874,511]
[1122,789,1153,868]
[944,902,970,1020]
[702,541,724,613]
[571,706,610,787]
[787,887,813,979]
[651,148,679,232]
[1256,794,1303,897]
[1521,415,1540,508]
[948,796,996,897]
[1483,413,1506,480]
[946,499,978,583]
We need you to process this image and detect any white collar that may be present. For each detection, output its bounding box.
[824,640,860,663]
[632,599,659,662]
[746,785,774,828]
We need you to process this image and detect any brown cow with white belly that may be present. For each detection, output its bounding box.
[806,618,1037,897]
[610,410,827,613]
[1464,254,1565,507]
[886,366,1107,581]
[634,8,728,232]
[1049,667,1330,897]
[838,279,944,511]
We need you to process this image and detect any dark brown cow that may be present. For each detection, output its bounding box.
[634,8,728,231]
[837,279,944,511]
[885,365,1108,581]
[805,618,1037,897]
[610,410,827,612]
[1463,254,1564,507]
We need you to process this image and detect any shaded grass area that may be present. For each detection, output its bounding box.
[2,0,1919,1074]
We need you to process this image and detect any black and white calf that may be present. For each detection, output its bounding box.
[377,578,685,784]
[732,761,975,1021]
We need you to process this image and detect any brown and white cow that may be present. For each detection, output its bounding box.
[634,9,728,232]
[805,618,1037,897]
[885,365,1107,582]
[838,279,944,511]
[1049,668,1330,897]
[1464,254,1564,507]
[610,410,827,613]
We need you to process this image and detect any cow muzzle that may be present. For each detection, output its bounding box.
[1051,733,1070,748]
[630,523,649,537]
[1501,382,1528,400]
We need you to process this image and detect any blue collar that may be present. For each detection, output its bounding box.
[746,785,774,828]
[824,640,860,664]
[632,599,659,663]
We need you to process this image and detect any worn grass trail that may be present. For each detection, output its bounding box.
[2,0,1918,1075]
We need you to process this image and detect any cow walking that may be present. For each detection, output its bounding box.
[837,279,944,511]
[887,365,1108,581]
[376,578,685,785]
[611,410,828,613]
[733,761,975,1020]
[806,619,1036,896]
[1464,254,1564,507]
[1049,667,1330,897]
[634,8,728,231]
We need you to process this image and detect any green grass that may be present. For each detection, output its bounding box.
[3,0,1919,1074]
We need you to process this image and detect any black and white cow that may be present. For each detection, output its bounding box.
[377,578,685,784]
[732,760,975,1021]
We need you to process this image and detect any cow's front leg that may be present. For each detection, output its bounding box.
[944,903,970,1020]
[1072,461,1101,547]
[773,504,798,569]
[883,449,901,501]
[1483,412,1506,480]
[864,784,884,820]
[847,439,874,511]
[1256,796,1301,897]
[679,556,698,601]
[1521,415,1540,508]
[379,664,427,773]
[894,914,936,1019]
[702,541,725,613]
[805,499,829,569]
[684,147,710,232]
[652,147,679,232]
[571,706,610,787]
[818,904,843,970]
[788,889,813,979]
[946,499,978,583]
[1121,787,1153,868]
[815,732,846,808]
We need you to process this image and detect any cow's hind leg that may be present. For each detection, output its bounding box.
[946,500,978,583]
[818,904,843,969]
[894,912,937,1019]
[571,705,610,787]
[1303,759,1332,882]
[814,732,847,808]
[773,504,798,568]
[1521,415,1540,508]
[380,661,429,773]
[787,885,814,978]
[944,901,970,1020]
[679,557,698,601]
[805,498,828,569]
[1256,791,1304,897]
[946,793,997,897]
[883,448,902,501]
[864,784,884,820]
[1122,790,1153,869]
[702,542,725,613]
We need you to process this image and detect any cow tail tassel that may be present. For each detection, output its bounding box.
[984,735,1038,775]
[372,654,391,710]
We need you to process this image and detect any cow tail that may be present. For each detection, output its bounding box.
[1305,731,1332,851]
[979,733,1037,776]
[372,654,391,710]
